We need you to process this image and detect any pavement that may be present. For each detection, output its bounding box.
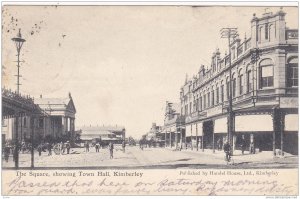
[2,145,298,169]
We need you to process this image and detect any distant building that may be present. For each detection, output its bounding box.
[180,9,298,155]
[79,125,125,144]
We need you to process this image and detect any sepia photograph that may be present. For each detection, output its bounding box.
[1,2,299,196]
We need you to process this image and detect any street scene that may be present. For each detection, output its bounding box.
[1,6,298,170]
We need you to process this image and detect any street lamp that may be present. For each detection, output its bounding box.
[11,28,26,169]
[12,28,26,94]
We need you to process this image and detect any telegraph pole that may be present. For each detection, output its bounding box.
[220,28,238,155]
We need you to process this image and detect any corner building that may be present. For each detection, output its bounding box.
[180,9,298,155]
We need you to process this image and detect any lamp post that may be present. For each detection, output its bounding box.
[12,28,26,95]
[220,28,238,156]
[11,28,26,169]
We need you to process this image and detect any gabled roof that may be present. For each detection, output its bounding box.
[34,93,76,113]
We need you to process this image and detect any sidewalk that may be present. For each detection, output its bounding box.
[164,146,297,165]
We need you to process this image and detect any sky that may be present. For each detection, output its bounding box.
[2,5,298,139]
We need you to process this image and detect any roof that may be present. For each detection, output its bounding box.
[34,93,76,113]
[80,126,125,132]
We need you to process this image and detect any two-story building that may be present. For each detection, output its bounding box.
[180,9,298,155]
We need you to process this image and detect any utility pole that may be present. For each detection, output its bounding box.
[220,28,238,155]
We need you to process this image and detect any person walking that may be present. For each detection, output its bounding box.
[66,141,71,154]
[108,142,114,159]
[95,142,100,152]
[217,138,223,151]
[4,143,10,162]
[85,141,90,153]
[223,141,231,163]
[122,140,126,153]
[60,142,64,155]
[241,135,246,155]
[47,143,52,156]
[37,144,42,156]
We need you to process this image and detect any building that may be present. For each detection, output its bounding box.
[79,125,125,145]
[180,9,298,155]
[2,92,77,144]
[163,101,185,149]
[144,123,164,147]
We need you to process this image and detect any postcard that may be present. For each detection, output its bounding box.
[1,2,298,196]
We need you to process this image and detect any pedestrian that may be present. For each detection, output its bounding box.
[66,141,71,154]
[217,138,222,151]
[122,140,126,153]
[108,142,114,159]
[47,143,52,156]
[4,143,10,162]
[37,144,42,156]
[85,141,90,153]
[250,141,255,154]
[223,141,231,163]
[95,142,100,152]
[241,135,246,155]
[60,142,64,155]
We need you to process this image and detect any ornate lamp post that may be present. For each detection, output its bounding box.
[250,47,260,107]
[12,28,26,95]
[11,28,26,169]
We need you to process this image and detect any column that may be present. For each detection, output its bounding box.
[30,115,35,168]
[190,125,192,150]
[165,130,167,148]
[169,131,172,148]
[272,109,277,157]
[280,112,285,156]
[202,123,204,152]
[196,123,198,151]
[175,127,178,149]
[212,120,215,153]
[14,115,19,169]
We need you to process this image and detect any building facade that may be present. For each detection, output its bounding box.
[2,92,77,144]
[163,101,185,149]
[180,9,298,155]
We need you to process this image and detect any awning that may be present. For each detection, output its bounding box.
[235,115,273,132]
[214,117,227,133]
[285,114,298,131]
[170,126,176,132]
[186,124,191,137]
[197,122,203,136]
[191,124,196,136]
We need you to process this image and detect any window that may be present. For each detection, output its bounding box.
[203,94,206,109]
[260,59,274,88]
[207,92,210,107]
[232,74,236,98]
[211,90,215,106]
[269,24,275,41]
[189,102,192,114]
[232,47,236,59]
[199,96,202,111]
[39,118,44,128]
[239,70,244,95]
[221,84,224,102]
[247,69,253,93]
[287,57,298,87]
[23,117,27,127]
[265,23,268,40]
[216,87,219,104]
[226,78,230,100]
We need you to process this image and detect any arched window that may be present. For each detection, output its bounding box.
[211,87,215,106]
[199,95,202,111]
[238,69,244,95]
[260,59,274,88]
[259,26,263,42]
[232,73,237,98]
[226,77,230,100]
[203,93,206,109]
[269,24,275,41]
[246,65,253,93]
[287,57,298,87]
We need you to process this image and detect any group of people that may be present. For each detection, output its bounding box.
[84,141,126,159]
